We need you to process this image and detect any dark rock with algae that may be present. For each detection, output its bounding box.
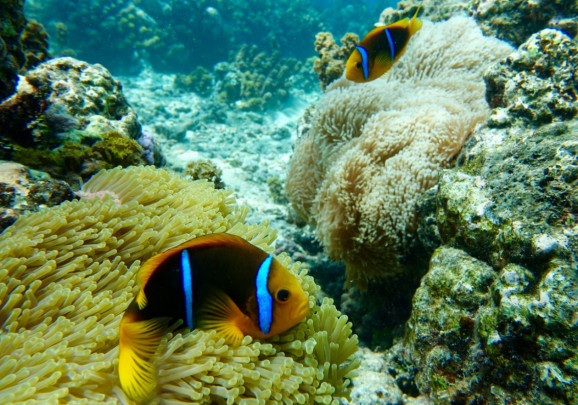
[0,57,154,182]
[408,28,577,404]
[0,0,26,101]
[485,29,577,127]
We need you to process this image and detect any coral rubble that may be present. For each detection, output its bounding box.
[0,166,358,404]
[286,16,513,287]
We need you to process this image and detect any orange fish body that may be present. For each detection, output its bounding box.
[346,9,422,83]
[118,233,309,403]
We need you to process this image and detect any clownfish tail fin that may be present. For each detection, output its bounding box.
[118,313,170,403]
[408,6,422,36]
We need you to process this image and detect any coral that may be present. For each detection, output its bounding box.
[313,32,358,90]
[408,28,578,404]
[174,66,214,97]
[184,159,225,189]
[19,20,51,72]
[0,161,74,231]
[0,166,359,404]
[286,17,513,287]
[0,57,145,182]
[214,45,304,111]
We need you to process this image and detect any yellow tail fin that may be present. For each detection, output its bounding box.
[119,314,169,403]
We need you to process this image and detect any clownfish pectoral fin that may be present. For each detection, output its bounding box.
[373,51,394,75]
[119,315,170,403]
[196,289,247,346]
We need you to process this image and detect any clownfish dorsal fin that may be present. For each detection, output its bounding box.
[196,289,247,346]
[136,250,175,309]
[408,6,422,36]
[386,16,409,30]
[118,314,170,403]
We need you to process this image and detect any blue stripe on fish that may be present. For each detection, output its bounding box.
[255,255,273,334]
[356,45,370,80]
[181,249,193,330]
[384,28,395,59]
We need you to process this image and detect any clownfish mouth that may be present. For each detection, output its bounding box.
[291,300,310,322]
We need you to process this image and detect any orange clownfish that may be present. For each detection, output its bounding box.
[346,8,422,83]
[118,233,310,403]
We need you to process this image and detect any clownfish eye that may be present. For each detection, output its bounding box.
[356,62,362,69]
[277,289,290,302]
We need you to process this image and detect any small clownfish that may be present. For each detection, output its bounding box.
[346,8,422,83]
[118,233,310,403]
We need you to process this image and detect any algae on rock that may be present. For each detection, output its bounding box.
[407,28,577,404]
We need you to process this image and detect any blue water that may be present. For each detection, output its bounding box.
[24,0,396,75]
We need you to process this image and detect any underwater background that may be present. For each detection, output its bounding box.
[0,0,576,404]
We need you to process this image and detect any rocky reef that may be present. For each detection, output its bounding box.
[398,27,577,404]
[380,0,577,46]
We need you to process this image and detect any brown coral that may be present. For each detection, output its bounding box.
[313,32,358,90]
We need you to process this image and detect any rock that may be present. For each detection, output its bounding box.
[0,57,147,182]
[405,247,497,402]
[0,161,75,230]
[410,28,577,404]
[379,0,577,46]
[485,29,577,127]
[349,348,404,405]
